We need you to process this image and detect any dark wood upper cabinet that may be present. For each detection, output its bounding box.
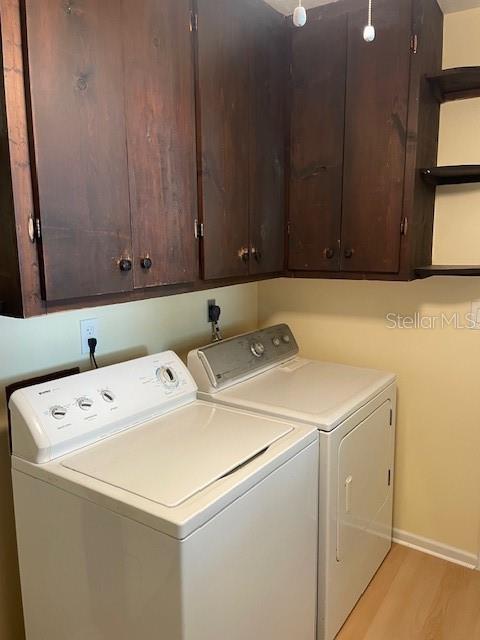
[196,0,251,280]
[0,0,445,317]
[23,0,134,301]
[288,0,443,280]
[289,12,347,272]
[24,0,199,301]
[248,1,286,276]
[2,0,198,310]
[196,0,286,280]
[341,0,411,274]
[1,0,287,317]
[123,0,198,290]
[0,32,21,316]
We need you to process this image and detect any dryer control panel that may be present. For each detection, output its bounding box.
[188,324,299,392]
[10,352,197,464]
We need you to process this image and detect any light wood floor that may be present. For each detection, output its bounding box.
[336,544,480,640]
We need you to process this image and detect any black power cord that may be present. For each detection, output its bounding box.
[88,337,99,370]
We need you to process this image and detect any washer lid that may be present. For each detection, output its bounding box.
[61,403,292,508]
[206,359,396,432]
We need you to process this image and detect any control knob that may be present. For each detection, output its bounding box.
[282,334,291,344]
[78,397,94,411]
[156,366,179,389]
[101,390,115,403]
[272,336,281,347]
[250,341,265,358]
[50,405,67,420]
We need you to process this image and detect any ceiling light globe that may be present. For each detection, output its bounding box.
[293,5,307,28]
[363,24,376,42]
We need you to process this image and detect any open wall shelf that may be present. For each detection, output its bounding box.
[421,165,480,186]
[415,265,480,279]
[427,67,480,103]
[418,66,480,279]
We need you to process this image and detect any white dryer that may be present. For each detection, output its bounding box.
[10,351,319,640]
[188,325,397,640]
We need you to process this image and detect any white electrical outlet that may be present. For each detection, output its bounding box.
[80,318,99,354]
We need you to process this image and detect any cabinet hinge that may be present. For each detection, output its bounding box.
[388,469,392,486]
[410,34,418,54]
[287,221,291,235]
[194,219,204,239]
[190,11,198,32]
[28,216,41,242]
[400,217,408,237]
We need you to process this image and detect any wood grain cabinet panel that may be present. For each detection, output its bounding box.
[0,0,286,316]
[288,0,443,281]
[248,0,286,276]
[288,13,347,272]
[23,0,134,301]
[18,0,199,304]
[0,34,21,316]
[196,0,286,281]
[0,0,444,316]
[341,0,412,274]
[123,0,198,289]
[196,0,251,280]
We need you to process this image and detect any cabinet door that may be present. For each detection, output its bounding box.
[289,14,347,272]
[341,0,411,273]
[24,0,133,301]
[197,0,250,280]
[123,0,198,289]
[248,2,286,276]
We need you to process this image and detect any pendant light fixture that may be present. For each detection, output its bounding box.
[363,0,376,42]
[293,0,307,28]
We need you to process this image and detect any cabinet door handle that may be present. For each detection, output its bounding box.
[238,247,250,262]
[251,246,262,262]
[324,248,335,260]
[119,258,133,272]
[140,257,153,270]
[344,248,354,259]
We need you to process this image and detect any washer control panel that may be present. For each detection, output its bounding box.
[10,351,197,464]
[189,324,298,391]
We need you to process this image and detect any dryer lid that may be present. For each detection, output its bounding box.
[61,402,292,508]
[208,359,396,431]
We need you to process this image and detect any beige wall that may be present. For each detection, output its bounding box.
[0,284,258,639]
[259,7,480,557]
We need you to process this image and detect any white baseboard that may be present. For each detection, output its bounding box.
[393,528,478,570]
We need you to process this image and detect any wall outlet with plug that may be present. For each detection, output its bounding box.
[207,299,217,323]
[80,318,99,354]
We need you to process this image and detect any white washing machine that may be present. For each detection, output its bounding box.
[188,325,397,640]
[10,351,319,640]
